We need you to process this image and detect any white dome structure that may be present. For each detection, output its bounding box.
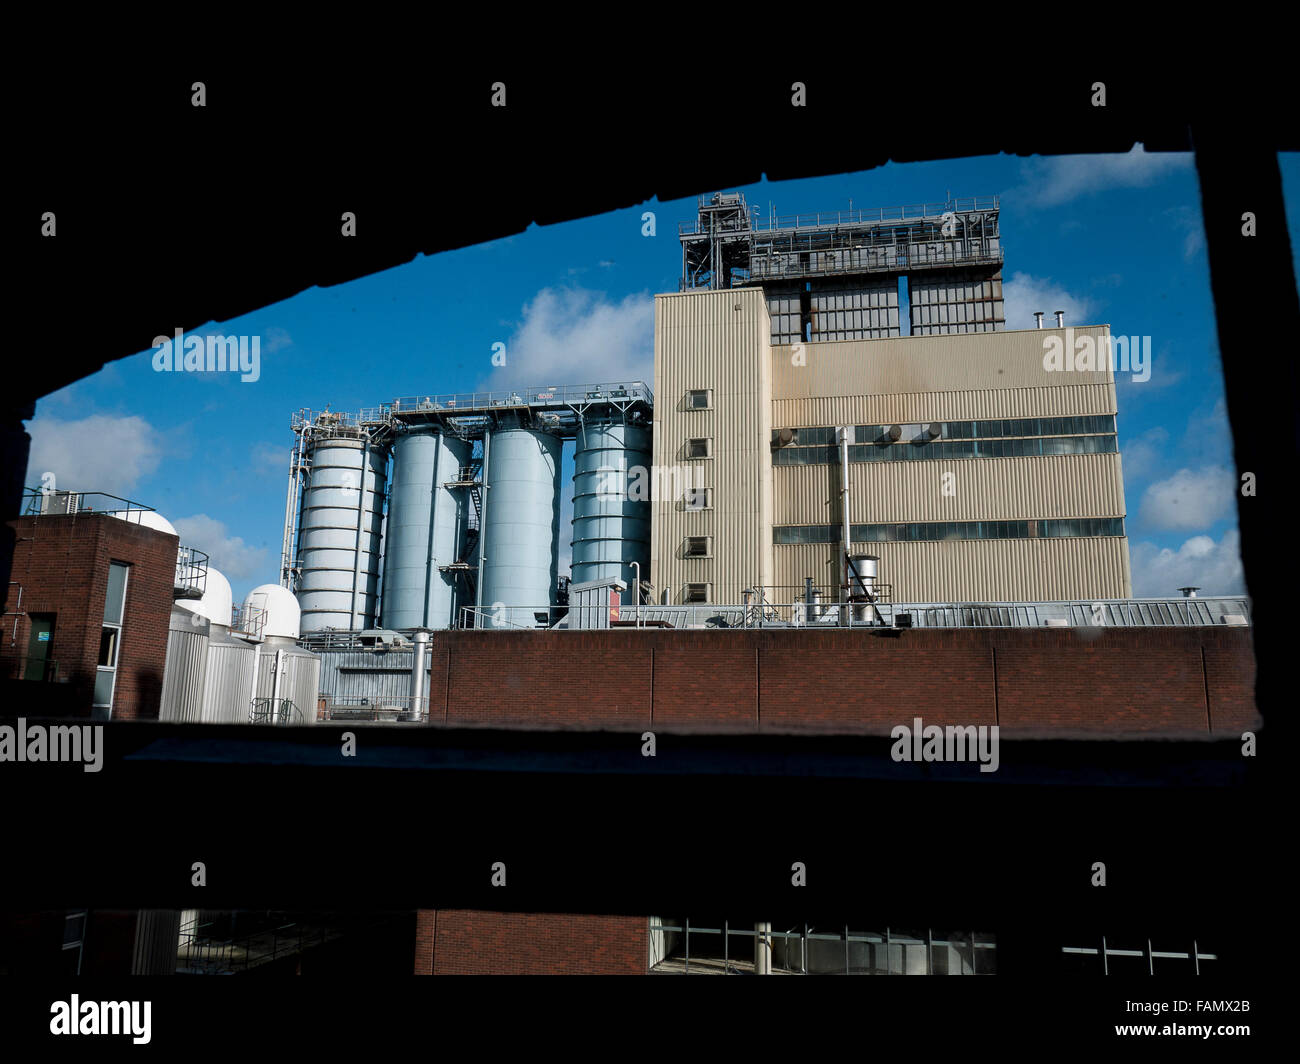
[175,567,233,628]
[243,583,301,640]
[112,509,178,537]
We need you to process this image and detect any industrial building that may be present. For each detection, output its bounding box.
[277,194,1133,644]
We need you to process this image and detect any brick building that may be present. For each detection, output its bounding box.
[1,499,186,720]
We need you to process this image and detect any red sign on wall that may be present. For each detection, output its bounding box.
[609,589,620,622]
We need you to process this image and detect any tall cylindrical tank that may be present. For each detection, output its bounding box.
[381,428,471,629]
[571,420,650,602]
[479,428,562,627]
[296,435,387,632]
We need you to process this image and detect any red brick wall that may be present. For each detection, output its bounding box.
[414,910,646,975]
[420,626,1258,738]
[1,514,177,720]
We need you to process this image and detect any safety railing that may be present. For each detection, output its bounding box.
[229,602,266,640]
[650,921,995,975]
[175,546,209,599]
[249,697,304,724]
[679,197,1000,236]
[382,381,653,416]
[319,695,425,723]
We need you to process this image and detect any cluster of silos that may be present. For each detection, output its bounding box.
[477,428,563,627]
[296,432,387,633]
[380,427,472,629]
[571,419,650,602]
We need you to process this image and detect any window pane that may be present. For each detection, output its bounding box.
[104,562,128,624]
[93,668,115,706]
[98,626,119,668]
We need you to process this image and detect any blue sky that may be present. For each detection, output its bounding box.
[28,148,1300,606]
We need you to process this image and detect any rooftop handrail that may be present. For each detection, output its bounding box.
[680,197,1000,236]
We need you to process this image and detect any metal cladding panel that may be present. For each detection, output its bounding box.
[775,454,1127,526]
[651,288,773,604]
[202,638,259,724]
[297,438,388,632]
[317,648,418,709]
[382,430,471,629]
[771,326,1114,398]
[480,429,562,622]
[571,421,651,600]
[775,535,1132,602]
[772,382,1116,428]
[255,647,320,724]
[160,612,208,723]
[131,911,182,975]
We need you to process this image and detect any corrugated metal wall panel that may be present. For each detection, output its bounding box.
[771,383,1115,427]
[203,640,258,724]
[774,454,1126,525]
[771,325,1113,397]
[652,288,772,604]
[775,536,1132,602]
[160,620,208,723]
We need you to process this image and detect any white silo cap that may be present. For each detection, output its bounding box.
[113,509,178,536]
[244,583,301,639]
[176,567,233,627]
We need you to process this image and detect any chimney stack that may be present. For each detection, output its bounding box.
[1054,310,1065,327]
[1178,586,1200,598]
[1033,311,1044,329]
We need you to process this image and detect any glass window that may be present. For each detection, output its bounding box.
[93,668,115,706]
[104,562,128,624]
[98,627,119,668]
[685,487,710,510]
[686,389,711,410]
[686,437,711,459]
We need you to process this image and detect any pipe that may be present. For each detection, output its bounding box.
[348,436,371,631]
[475,430,491,623]
[410,630,428,720]
[755,922,772,975]
[270,647,285,724]
[837,427,852,624]
[631,561,640,627]
[1054,310,1064,327]
[1033,311,1043,329]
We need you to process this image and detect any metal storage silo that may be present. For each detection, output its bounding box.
[571,420,650,602]
[160,607,209,723]
[296,435,387,632]
[381,428,471,629]
[478,428,562,627]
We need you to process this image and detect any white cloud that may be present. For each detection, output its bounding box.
[1014,145,1193,208]
[25,414,163,497]
[1120,425,1170,482]
[172,513,269,582]
[1001,271,1094,330]
[1138,465,1235,530]
[251,442,289,478]
[1129,529,1245,597]
[484,287,654,388]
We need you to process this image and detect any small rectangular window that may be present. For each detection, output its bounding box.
[104,562,129,624]
[686,437,711,459]
[684,536,711,557]
[686,389,712,410]
[684,583,711,603]
[98,626,119,668]
[685,487,711,511]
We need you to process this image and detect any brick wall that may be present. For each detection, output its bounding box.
[1,514,177,720]
[414,910,646,975]
[421,626,1258,738]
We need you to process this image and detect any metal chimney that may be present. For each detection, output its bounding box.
[1054,310,1065,327]
[1033,312,1044,329]
[1178,586,1200,598]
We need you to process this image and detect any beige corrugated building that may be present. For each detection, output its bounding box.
[650,287,1132,606]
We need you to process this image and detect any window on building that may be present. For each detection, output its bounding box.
[686,437,712,459]
[684,583,711,603]
[62,910,87,976]
[94,562,129,718]
[684,536,712,558]
[686,389,712,410]
[685,487,712,511]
